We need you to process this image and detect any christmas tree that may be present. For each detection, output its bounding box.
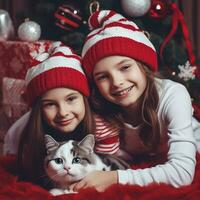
[27,0,200,120]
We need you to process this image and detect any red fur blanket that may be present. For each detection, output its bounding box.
[0,154,200,200]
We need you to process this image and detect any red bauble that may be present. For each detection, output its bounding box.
[148,0,171,19]
[54,3,83,31]
[192,102,200,122]
[194,67,200,78]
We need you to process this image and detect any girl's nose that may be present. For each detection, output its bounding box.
[58,104,69,117]
[111,75,124,87]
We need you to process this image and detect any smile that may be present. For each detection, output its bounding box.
[56,118,74,126]
[112,85,134,97]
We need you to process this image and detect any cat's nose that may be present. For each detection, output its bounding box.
[64,166,71,171]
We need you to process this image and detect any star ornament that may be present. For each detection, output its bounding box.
[178,61,196,81]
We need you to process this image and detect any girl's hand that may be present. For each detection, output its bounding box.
[70,171,118,192]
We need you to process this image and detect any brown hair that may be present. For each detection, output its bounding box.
[17,95,94,187]
[89,62,161,151]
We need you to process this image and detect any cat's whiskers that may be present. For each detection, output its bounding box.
[50,169,69,180]
[44,134,129,196]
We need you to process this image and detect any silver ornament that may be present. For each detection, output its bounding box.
[121,0,151,17]
[0,9,14,40]
[18,19,41,42]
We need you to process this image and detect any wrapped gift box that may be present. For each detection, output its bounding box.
[0,40,53,80]
[2,77,27,119]
[0,77,28,142]
[0,40,53,141]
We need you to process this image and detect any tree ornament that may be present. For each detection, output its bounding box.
[54,3,83,31]
[89,1,100,15]
[148,0,170,19]
[18,19,41,42]
[121,0,151,17]
[194,67,200,78]
[0,9,14,40]
[177,61,196,81]
[192,102,200,122]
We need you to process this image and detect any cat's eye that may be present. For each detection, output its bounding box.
[54,158,63,164]
[72,157,81,164]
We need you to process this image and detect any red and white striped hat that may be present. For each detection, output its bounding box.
[26,42,89,105]
[82,10,158,75]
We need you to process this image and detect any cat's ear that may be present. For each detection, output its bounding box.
[44,134,59,155]
[78,134,95,154]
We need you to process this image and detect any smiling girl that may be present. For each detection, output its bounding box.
[5,42,120,186]
[71,10,199,192]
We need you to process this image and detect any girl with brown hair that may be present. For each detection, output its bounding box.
[71,10,199,192]
[4,42,120,187]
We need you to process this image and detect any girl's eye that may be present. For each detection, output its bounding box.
[121,65,130,71]
[72,157,81,164]
[95,74,108,81]
[54,158,63,164]
[67,96,77,102]
[42,102,56,108]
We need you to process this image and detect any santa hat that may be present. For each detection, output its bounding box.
[25,42,89,105]
[82,10,158,75]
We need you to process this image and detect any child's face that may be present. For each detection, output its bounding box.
[41,87,85,134]
[93,56,147,108]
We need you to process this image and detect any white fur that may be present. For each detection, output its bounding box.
[45,140,110,196]
[49,188,77,196]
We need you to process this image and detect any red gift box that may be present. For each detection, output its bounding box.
[0,40,54,140]
[0,40,53,80]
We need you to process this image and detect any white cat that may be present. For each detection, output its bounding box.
[44,134,129,196]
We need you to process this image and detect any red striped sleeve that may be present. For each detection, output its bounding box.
[94,115,120,154]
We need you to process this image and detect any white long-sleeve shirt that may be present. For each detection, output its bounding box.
[117,79,198,187]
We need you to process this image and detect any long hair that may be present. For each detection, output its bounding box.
[17,95,94,186]
[89,62,161,151]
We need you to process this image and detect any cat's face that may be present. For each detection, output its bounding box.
[44,134,97,185]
